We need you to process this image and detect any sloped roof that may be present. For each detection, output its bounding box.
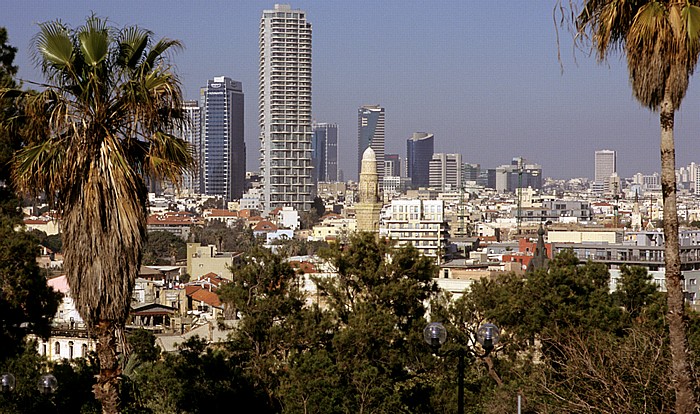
[253,220,278,232]
[131,303,177,316]
[190,289,222,308]
[48,275,69,293]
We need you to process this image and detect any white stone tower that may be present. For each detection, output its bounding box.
[356,147,382,233]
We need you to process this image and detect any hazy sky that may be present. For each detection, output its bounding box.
[4,1,700,180]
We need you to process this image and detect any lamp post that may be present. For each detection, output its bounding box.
[423,321,500,414]
[1,372,58,412]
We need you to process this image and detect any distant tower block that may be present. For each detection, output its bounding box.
[356,147,383,233]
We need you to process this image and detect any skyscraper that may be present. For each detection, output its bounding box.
[179,100,201,195]
[406,132,434,188]
[429,153,462,191]
[358,105,385,179]
[594,149,617,193]
[384,154,401,177]
[260,4,313,212]
[201,76,245,201]
[312,123,338,183]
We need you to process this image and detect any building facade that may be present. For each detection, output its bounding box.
[594,149,617,193]
[201,76,245,201]
[488,158,542,192]
[260,4,313,212]
[429,153,462,191]
[178,100,201,195]
[380,199,449,262]
[406,132,434,188]
[385,153,401,177]
[312,122,338,183]
[357,105,385,180]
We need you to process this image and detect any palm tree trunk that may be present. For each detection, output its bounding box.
[659,95,695,414]
[93,320,121,414]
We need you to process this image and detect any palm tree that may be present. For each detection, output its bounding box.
[569,1,700,412]
[1,16,193,413]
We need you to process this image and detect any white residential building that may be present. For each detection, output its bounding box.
[380,199,449,261]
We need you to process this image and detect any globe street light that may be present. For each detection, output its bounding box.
[423,321,500,414]
[38,374,58,395]
[1,373,16,394]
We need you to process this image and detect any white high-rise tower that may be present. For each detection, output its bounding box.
[259,4,313,212]
[594,149,617,193]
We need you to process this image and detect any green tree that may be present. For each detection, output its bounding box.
[0,219,61,361]
[191,219,259,252]
[2,16,193,413]
[0,342,101,414]
[142,230,186,265]
[126,328,160,363]
[307,234,440,413]
[569,2,700,410]
[613,265,664,321]
[218,247,305,410]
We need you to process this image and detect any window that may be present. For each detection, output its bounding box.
[82,344,88,357]
[54,341,60,356]
[68,341,74,359]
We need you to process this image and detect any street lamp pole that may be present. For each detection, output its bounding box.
[424,321,500,414]
[457,349,464,414]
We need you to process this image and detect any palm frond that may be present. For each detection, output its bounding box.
[143,38,183,71]
[117,26,152,71]
[34,21,74,71]
[144,131,194,188]
[77,15,110,67]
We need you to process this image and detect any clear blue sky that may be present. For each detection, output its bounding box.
[4,1,700,180]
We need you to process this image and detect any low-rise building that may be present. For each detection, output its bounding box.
[380,199,449,262]
[186,243,242,280]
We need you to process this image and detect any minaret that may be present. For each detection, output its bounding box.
[356,147,382,233]
[631,190,642,231]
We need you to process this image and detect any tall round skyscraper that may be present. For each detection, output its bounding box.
[259,4,313,213]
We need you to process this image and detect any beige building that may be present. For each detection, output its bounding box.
[186,243,242,280]
[547,230,620,244]
[355,147,383,233]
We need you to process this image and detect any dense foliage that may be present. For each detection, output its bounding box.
[0,27,60,363]
[1,233,699,413]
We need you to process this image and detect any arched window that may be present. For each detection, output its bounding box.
[68,341,74,359]
[54,341,60,356]
[82,344,88,357]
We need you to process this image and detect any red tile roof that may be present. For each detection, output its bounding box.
[190,289,222,308]
[253,220,278,232]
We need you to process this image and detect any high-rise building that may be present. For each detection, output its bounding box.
[178,100,201,194]
[487,157,542,192]
[406,132,434,188]
[429,153,462,190]
[358,105,385,179]
[594,149,617,193]
[260,4,313,212]
[385,154,401,177]
[201,76,245,201]
[461,163,481,183]
[312,123,338,183]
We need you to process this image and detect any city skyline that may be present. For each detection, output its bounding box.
[5,1,700,180]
